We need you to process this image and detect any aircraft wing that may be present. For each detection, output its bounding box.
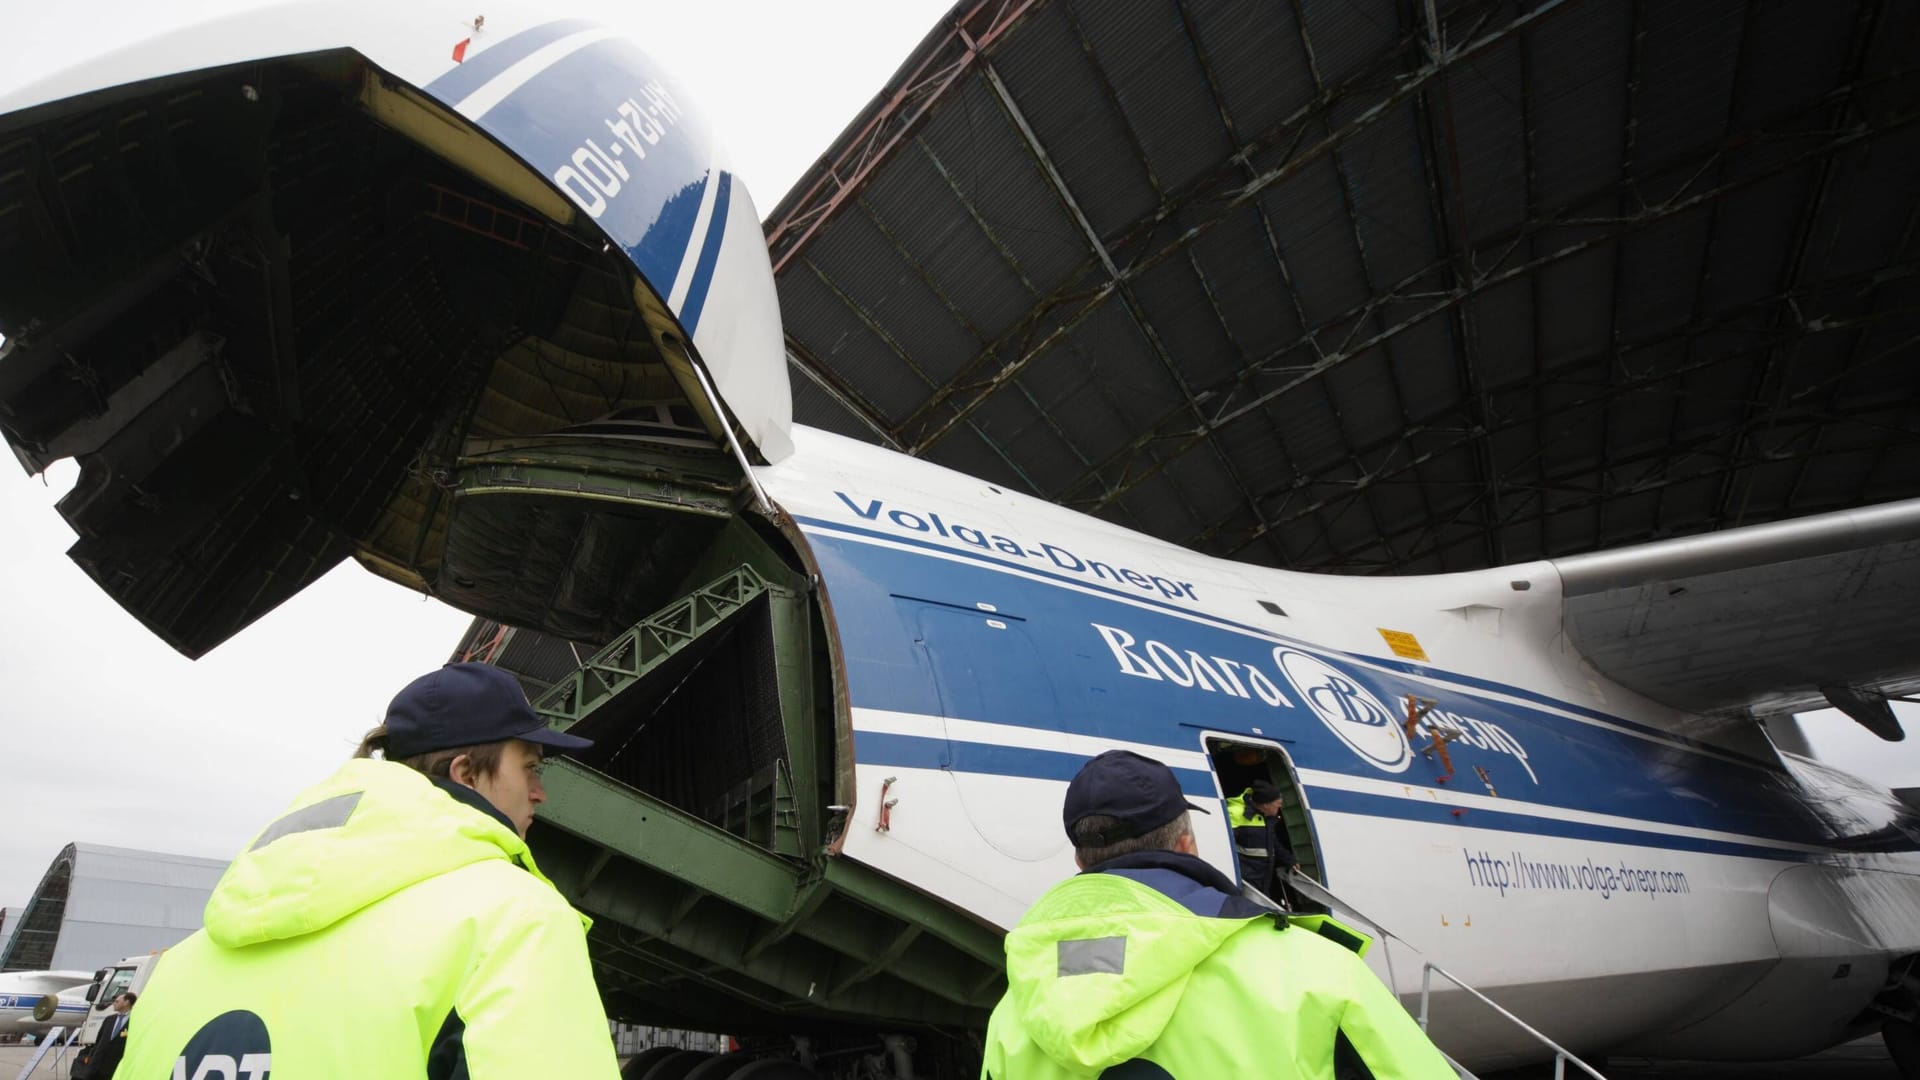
[1550,499,1920,731]
[0,971,93,996]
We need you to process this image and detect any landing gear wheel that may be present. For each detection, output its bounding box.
[639,1049,716,1080]
[623,1047,683,1078]
[684,1054,752,1080]
[680,1054,815,1080]
[679,1045,814,1068]
[1886,1019,1920,1079]
[730,1060,817,1080]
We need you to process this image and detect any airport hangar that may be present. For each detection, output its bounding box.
[769,0,1920,586]
[0,844,224,974]
[753,0,1920,735]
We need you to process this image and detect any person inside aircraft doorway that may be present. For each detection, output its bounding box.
[981,749,1454,1080]
[1228,779,1299,906]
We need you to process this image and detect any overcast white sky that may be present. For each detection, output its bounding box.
[0,0,952,908]
[0,0,1915,912]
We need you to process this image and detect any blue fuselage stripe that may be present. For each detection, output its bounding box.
[792,515,1765,760]
[1302,788,1812,862]
[853,731,1215,793]
[422,18,600,102]
[0,997,87,1011]
[676,171,732,336]
[850,729,1813,863]
[453,34,715,311]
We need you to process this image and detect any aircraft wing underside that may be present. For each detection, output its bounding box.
[1550,498,1920,726]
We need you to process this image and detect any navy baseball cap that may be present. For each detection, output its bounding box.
[1063,750,1211,846]
[383,662,593,759]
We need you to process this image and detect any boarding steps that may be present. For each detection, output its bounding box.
[1253,872,1609,1080]
[12,1027,74,1080]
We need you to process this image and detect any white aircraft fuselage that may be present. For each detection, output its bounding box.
[761,426,1920,1067]
[0,971,93,1038]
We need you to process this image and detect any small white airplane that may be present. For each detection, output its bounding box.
[1,3,1916,1078]
[0,970,93,1040]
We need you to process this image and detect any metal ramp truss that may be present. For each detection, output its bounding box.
[532,565,772,730]
[524,565,1008,1035]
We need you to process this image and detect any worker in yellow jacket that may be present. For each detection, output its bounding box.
[121,662,619,1079]
[983,750,1455,1080]
[1226,778,1298,902]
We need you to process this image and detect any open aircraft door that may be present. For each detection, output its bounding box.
[0,6,796,657]
[1196,732,1441,1008]
[1198,734,1328,895]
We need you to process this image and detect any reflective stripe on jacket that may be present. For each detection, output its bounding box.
[981,853,1454,1080]
[1226,790,1275,892]
[120,759,619,1080]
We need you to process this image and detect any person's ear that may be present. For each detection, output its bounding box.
[1174,831,1199,855]
[448,753,476,787]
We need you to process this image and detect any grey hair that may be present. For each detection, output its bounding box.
[1071,812,1194,868]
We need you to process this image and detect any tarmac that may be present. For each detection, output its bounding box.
[1497,1037,1899,1079]
[0,1041,83,1079]
[1608,1038,1897,1078]
[0,1037,1900,1077]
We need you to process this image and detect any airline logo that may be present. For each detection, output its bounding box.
[1087,621,1538,783]
[1275,649,1412,773]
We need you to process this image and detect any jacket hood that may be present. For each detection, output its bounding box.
[1002,868,1256,1073]
[203,759,549,948]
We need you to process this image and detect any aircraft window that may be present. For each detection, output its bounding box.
[1258,600,1287,616]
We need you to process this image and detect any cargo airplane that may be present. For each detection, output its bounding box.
[0,970,92,1041]
[1,3,1916,1077]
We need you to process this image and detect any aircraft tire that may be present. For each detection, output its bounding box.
[675,1050,815,1080]
[726,1059,816,1079]
[1885,1020,1920,1080]
[623,1047,683,1078]
[682,1053,752,1080]
[639,1049,716,1080]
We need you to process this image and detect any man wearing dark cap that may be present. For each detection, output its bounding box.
[1227,778,1299,905]
[981,749,1453,1080]
[121,662,621,1080]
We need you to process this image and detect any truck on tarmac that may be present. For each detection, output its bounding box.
[73,954,163,1049]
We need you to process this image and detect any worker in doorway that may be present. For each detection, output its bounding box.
[981,749,1455,1079]
[119,662,621,1079]
[1227,778,1299,903]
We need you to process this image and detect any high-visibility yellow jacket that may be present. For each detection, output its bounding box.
[1226,789,1297,898]
[1225,790,1275,893]
[981,853,1455,1080]
[120,759,619,1080]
